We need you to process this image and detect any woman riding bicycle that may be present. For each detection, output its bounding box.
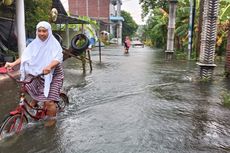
[5,21,64,126]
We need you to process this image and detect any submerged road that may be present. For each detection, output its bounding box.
[0,46,229,153]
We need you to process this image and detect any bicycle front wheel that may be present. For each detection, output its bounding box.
[0,113,28,139]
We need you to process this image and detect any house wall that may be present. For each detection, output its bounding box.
[68,0,123,45]
[68,0,109,23]
[110,3,116,16]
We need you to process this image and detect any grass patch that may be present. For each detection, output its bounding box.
[220,91,230,107]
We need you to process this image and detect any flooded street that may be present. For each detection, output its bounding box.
[0,46,230,153]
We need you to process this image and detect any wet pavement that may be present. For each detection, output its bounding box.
[0,46,230,153]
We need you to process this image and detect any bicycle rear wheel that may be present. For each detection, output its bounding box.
[0,113,28,139]
[57,93,69,111]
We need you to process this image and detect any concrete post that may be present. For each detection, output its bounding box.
[16,0,26,56]
[65,23,70,47]
[117,21,122,45]
[117,1,121,16]
[116,0,122,45]
[197,0,219,80]
[110,24,113,36]
[165,0,178,60]
[225,30,230,76]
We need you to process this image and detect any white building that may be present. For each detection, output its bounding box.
[109,0,124,45]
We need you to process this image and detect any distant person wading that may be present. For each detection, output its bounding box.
[124,36,131,54]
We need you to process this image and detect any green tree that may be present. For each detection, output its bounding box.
[140,0,168,18]
[121,10,138,41]
[25,0,52,37]
[141,0,190,49]
[140,0,229,57]
[143,9,168,48]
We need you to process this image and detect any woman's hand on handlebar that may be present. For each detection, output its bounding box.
[42,66,52,75]
[4,58,21,69]
[4,62,14,69]
[42,60,59,75]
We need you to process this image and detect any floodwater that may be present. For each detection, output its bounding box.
[0,46,229,153]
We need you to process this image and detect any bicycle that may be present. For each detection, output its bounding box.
[0,66,69,139]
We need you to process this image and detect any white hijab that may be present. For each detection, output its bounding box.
[20,21,63,97]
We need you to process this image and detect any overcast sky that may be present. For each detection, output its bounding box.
[121,0,145,25]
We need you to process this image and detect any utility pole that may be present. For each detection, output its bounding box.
[16,0,26,56]
[188,0,196,60]
[197,0,220,79]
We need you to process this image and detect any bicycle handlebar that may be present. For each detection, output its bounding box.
[0,66,44,84]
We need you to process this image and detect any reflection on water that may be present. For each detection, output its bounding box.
[0,46,230,153]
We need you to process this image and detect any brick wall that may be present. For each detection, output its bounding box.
[78,0,87,16]
[88,0,98,17]
[99,0,109,22]
[68,0,109,23]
